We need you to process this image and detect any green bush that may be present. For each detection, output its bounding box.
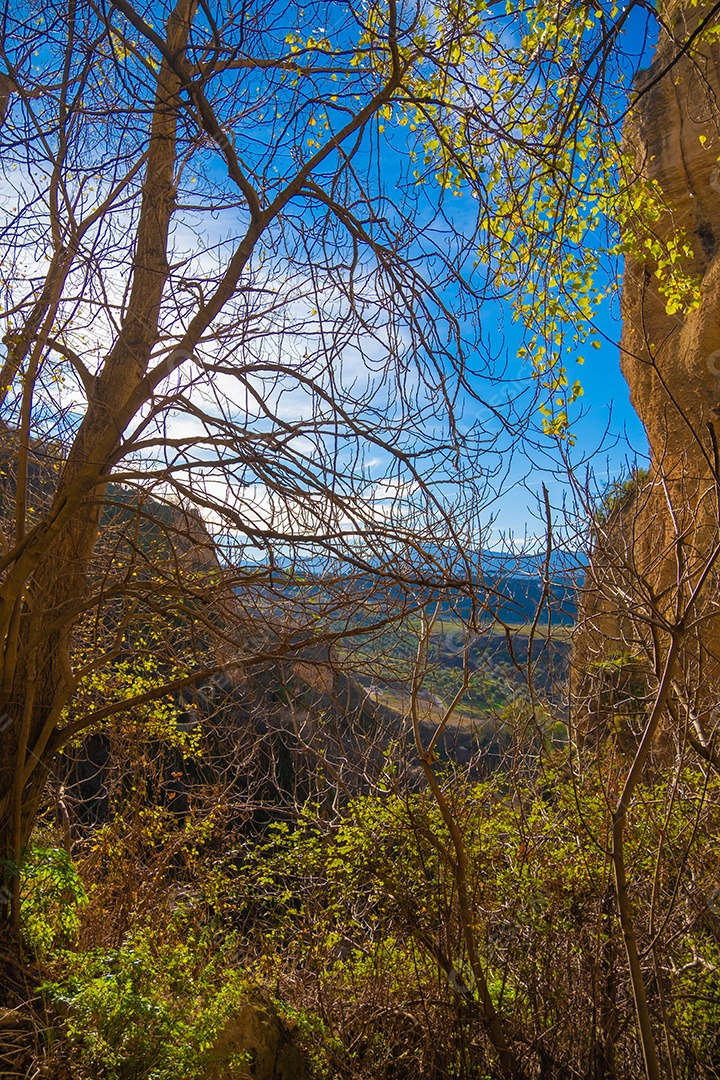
[41,928,250,1080]
[20,845,88,957]
[229,766,720,1078]
[18,843,251,1080]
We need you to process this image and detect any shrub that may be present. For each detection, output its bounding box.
[40,928,250,1080]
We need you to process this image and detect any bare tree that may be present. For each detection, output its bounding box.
[6,15,717,1080]
[0,0,574,938]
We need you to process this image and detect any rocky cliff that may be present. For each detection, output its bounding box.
[574,2,720,742]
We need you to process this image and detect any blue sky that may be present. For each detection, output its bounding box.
[0,0,658,553]
[470,4,658,542]
[477,296,650,544]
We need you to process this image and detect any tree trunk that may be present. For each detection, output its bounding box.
[0,0,197,918]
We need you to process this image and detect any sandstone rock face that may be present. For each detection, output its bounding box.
[202,986,310,1080]
[574,3,720,733]
[621,5,720,468]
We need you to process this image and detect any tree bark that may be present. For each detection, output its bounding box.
[0,0,197,883]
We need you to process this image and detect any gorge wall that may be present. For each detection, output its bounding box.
[574,1,720,741]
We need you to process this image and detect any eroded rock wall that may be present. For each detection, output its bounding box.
[574,3,720,735]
